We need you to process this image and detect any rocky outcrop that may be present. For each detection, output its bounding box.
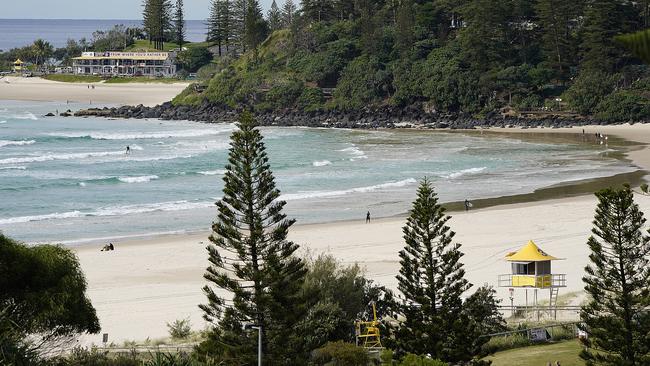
[73,101,640,130]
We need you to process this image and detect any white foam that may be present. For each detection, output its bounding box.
[0,140,35,148]
[79,182,87,187]
[130,144,144,151]
[118,175,159,184]
[282,178,417,201]
[0,200,215,225]
[48,128,231,140]
[12,112,38,120]
[443,167,487,179]
[312,160,332,167]
[0,121,7,124]
[198,170,226,176]
[339,146,368,161]
[0,166,26,170]
[0,150,125,165]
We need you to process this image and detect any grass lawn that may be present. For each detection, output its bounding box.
[484,340,585,366]
[43,74,102,83]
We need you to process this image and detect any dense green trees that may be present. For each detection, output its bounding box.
[580,186,650,365]
[392,179,503,363]
[179,0,650,122]
[142,0,173,50]
[199,111,307,364]
[30,39,54,68]
[174,0,186,48]
[207,0,233,55]
[0,234,100,363]
[267,0,282,32]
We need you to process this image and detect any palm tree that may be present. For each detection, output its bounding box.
[31,39,54,70]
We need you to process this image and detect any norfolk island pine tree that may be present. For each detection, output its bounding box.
[198,111,308,365]
[580,185,650,365]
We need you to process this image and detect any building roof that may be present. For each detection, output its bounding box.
[72,51,170,61]
[13,59,23,64]
[505,240,560,262]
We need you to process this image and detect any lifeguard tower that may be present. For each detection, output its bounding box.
[355,301,382,350]
[498,240,566,319]
[12,59,24,73]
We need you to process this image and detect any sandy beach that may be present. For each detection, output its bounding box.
[0,76,188,106]
[69,122,650,345]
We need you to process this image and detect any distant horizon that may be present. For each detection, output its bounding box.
[1,0,274,19]
[0,18,206,21]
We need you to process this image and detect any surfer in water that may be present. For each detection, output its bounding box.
[125,145,131,155]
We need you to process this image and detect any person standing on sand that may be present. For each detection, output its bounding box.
[366,211,371,223]
[465,199,472,211]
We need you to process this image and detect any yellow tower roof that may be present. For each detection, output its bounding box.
[14,59,23,64]
[505,240,560,262]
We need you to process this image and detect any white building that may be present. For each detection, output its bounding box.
[72,51,177,77]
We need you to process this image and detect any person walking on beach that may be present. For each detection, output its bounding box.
[464,199,472,211]
[366,211,371,223]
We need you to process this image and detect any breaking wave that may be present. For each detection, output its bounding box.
[198,170,226,176]
[118,175,159,184]
[282,178,417,201]
[47,128,231,140]
[312,160,332,167]
[442,167,487,179]
[0,200,215,225]
[0,150,125,164]
[12,112,38,120]
[0,140,35,148]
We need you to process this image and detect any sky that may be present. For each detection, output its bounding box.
[0,0,276,20]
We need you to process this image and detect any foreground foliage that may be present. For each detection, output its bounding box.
[0,234,100,364]
[198,111,307,364]
[580,186,650,365]
[391,179,505,363]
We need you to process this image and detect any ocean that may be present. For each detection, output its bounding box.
[0,19,207,51]
[0,100,637,244]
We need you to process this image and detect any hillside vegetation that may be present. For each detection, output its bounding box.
[174,0,650,122]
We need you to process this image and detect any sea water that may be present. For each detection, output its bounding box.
[0,100,637,243]
[0,19,207,51]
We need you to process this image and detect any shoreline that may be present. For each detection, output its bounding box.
[0,76,188,106]
[57,125,646,247]
[68,123,650,344]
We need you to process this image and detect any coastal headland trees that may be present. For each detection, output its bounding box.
[172,0,650,123]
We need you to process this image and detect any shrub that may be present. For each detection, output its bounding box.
[564,70,616,115]
[333,55,391,110]
[264,79,305,110]
[167,318,192,340]
[52,347,140,366]
[398,354,447,366]
[298,87,325,112]
[482,333,532,354]
[177,47,214,73]
[311,341,370,366]
[594,90,650,122]
[549,325,575,341]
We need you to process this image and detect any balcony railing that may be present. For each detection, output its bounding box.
[498,274,566,288]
